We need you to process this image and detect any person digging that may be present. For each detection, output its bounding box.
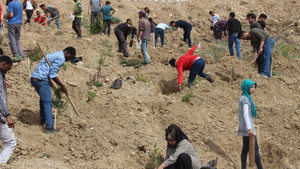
[169,43,214,91]
[30,47,76,134]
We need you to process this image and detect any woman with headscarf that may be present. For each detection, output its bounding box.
[157,124,201,169]
[238,79,263,169]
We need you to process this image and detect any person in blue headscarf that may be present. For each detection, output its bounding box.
[238,79,263,169]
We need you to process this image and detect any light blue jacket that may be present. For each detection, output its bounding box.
[238,95,256,136]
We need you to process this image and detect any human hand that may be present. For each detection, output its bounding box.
[60,85,68,94]
[178,86,182,91]
[197,42,201,48]
[137,37,141,42]
[5,82,10,88]
[257,48,263,55]
[6,115,15,128]
[248,129,255,137]
[250,60,255,66]
[157,164,165,169]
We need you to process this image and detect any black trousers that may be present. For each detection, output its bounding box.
[165,153,192,169]
[25,10,33,24]
[72,17,82,37]
[241,136,263,169]
[103,19,112,36]
[114,28,128,55]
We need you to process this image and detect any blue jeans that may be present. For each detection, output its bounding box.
[188,58,210,86]
[241,136,263,169]
[229,33,241,59]
[30,78,53,129]
[0,24,2,34]
[141,40,150,63]
[183,28,192,48]
[261,37,275,77]
[48,15,60,29]
[154,28,165,47]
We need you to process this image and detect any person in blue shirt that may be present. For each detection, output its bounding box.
[30,47,76,134]
[154,23,174,47]
[4,0,24,60]
[170,20,192,48]
[100,1,116,36]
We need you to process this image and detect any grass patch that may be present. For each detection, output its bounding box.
[87,91,97,101]
[182,94,196,103]
[120,60,140,67]
[62,63,68,71]
[274,43,300,58]
[0,35,4,45]
[136,76,147,82]
[188,15,192,22]
[90,16,104,35]
[111,17,122,24]
[94,82,103,88]
[27,47,43,68]
[206,40,227,61]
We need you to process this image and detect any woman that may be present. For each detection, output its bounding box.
[158,124,202,169]
[238,79,263,169]
[23,0,37,24]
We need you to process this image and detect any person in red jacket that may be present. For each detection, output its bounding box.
[169,43,214,91]
[33,10,46,26]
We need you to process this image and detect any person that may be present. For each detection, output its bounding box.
[4,0,24,59]
[208,11,220,26]
[148,17,156,33]
[238,79,263,169]
[22,0,37,24]
[100,1,116,36]
[39,4,60,29]
[33,10,46,26]
[169,43,214,91]
[247,13,262,30]
[114,19,136,57]
[226,12,242,59]
[210,20,227,39]
[170,20,192,48]
[30,47,76,133]
[72,0,83,39]
[0,3,4,34]
[157,124,202,169]
[238,29,275,78]
[258,14,267,31]
[0,55,17,163]
[144,7,150,20]
[137,10,151,66]
[154,23,174,47]
[88,0,102,24]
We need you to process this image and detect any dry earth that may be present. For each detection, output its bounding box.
[0,0,299,168]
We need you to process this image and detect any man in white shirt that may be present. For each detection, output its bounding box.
[209,11,220,26]
[154,23,174,47]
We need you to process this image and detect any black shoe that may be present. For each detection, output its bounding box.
[45,128,58,134]
[40,120,45,126]
[134,62,149,69]
[123,53,129,57]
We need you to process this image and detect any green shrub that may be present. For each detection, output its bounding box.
[188,15,192,21]
[90,16,104,34]
[276,43,299,58]
[136,76,147,82]
[120,60,140,67]
[27,47,44,68]
[182,94,196,103]
[111,17,122,24]
[87,91,97,101]
[151,143,162,168]
[52,87,67,115]
[62,63,68,71]
[94,82,103,88]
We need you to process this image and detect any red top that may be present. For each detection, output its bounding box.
[0,4,2,22]
[176,45,199,85]
[34,16,47,26]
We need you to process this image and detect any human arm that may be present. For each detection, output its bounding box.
[32,0,38,10]
[163,140,190,167]
[186,45,198,55]
[88,1,91,15]
[257,41,265,56]
[177,67,183,89]
[110,8,116,16]
[52,77,67,94]
[74,2,82,15]
[242,104,255,137]
[168,27,175,39]
[4,13,13,20]
[174,27,180,40]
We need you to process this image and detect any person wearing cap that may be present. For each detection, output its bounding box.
[137,10,151,66]
[33,10,47,26]
[170,20,192,48]
[30,47,76,134]
[169,43,214,91]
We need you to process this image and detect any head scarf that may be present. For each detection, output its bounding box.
[241,79,257,119]
[165,124,188,147]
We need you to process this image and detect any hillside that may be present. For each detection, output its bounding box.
[0,0,299,168]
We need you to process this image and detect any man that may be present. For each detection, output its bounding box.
[154,23,173,47]
[0,55,17,163]
[258,13,268,31]
[170,20,192,48]
[22,0,37,24]
[4,0,24,60]
[114,19,136,57]
[210,20,227,39]
[238,29,275,78]
[137,10,151,66]
[226,12,242,59]
[209,11,220,38]
[88,0,102,24]
[100,1,116,36]
[247,13,262,30]
[30,47,76,133]
[169,43,214,91]
[73,0,83,39]
[33,10,46,26]
[40,4,60,29]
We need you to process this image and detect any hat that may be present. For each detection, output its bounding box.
[138,10,146,15]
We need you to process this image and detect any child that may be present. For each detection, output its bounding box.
[238,79,263,169]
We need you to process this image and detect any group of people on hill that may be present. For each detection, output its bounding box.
[0,1,269,168]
